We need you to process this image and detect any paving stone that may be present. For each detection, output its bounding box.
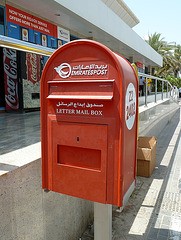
[162,216,171,226]
[159,228,170,237]
[111,107,181,239]
[157,236,169,240]
[147,228,159,239]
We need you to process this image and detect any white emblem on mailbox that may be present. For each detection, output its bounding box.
[125,83,136,130]
[54,63,71,78]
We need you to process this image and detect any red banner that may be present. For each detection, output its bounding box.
[26,53,40,84]
[3,48,19,111]
[6,4,57,37]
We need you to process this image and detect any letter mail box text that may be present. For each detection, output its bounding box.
[41,40,138,207]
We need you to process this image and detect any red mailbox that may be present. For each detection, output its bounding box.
[41,40,138,207]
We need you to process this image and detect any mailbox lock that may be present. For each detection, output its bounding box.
[77,136,79,143]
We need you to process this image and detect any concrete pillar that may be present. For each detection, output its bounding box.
[94,202,112,240]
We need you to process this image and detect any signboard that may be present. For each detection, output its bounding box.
[137,62,143,69]
[23,53,41,108]
[56,101,104,116]
[6,4,70,47]
[6,5,56,37]
[27,53,40,84]
[57,26,70,42]
[3,48,19,111]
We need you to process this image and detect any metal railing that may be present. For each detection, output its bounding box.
[138,72,174,107]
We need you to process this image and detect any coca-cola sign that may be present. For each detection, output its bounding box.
[26,53,40,84]
[3,48,19,111]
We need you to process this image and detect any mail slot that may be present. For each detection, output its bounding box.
[41,40,138,207]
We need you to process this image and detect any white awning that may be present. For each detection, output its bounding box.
[0,35,55,56]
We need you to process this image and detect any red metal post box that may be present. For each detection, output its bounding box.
[41,40,138,207]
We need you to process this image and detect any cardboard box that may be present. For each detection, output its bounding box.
[137,136,157,177]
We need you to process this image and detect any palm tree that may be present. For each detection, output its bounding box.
[156,44,181,78]
[156,49,173,77]
[146,33,173,54]
[146,33,178,77]
[172,44,181,77]
[147,33,164,52]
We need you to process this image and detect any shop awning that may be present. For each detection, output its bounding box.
[0,35,55,56]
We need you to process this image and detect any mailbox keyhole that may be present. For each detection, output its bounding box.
[77,136,79,143]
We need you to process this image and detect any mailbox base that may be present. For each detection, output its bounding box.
[94,202,112,240]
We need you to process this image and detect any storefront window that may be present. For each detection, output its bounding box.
[0,6,5,35]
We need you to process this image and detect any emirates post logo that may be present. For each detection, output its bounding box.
[54,63,71,78]
[54,62,108,78]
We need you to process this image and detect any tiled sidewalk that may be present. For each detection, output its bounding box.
[0,111,40,155]
[82,104,181,240]
[0,111,41,175]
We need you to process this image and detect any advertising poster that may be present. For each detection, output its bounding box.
[6,4,56,37]
[23,53,41,108]
[21,28,29,41]
[57,39,62,48]
[41,34,47,47]
[6,4,70,47]
[3,48,19,111]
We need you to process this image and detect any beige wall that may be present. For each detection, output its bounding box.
[0,159,93,240]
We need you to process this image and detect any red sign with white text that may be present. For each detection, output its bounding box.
[6,4,57,37]
[137,62,143,69]
[26,53,40,84]
[3,48,19,111]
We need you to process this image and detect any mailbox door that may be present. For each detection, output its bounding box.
[48,116,108,203]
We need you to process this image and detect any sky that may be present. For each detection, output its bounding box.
[125,0,181,45]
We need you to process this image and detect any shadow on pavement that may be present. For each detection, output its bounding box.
[81,107,181,240]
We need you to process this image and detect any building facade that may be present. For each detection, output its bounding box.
[0,0,162,112]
